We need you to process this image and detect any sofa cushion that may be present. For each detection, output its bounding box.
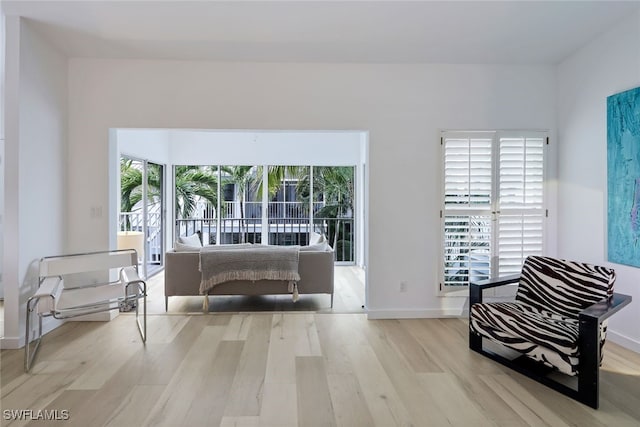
[470,301,580,375]
[302,234,330,251]
[178,233,202,247]
[301,241,330,252]
[174,241,201,252]
[309,232,323,245]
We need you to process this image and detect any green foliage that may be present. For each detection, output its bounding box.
[174,165,219,219]
[120,158,161,213]
[302,167,355,257]
[120,160,219,219]
[298,166,354,217]
[253,165,308,199]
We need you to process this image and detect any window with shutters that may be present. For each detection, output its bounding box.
[440,131,546,291]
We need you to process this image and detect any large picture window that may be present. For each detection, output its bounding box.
[441,131,546,290]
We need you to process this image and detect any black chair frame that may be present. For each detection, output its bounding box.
[469,274,632,409]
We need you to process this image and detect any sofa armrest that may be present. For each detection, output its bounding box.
[165,250,202,297]
[298,250,334,294]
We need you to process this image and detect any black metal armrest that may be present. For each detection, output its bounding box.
[579,292,632,323]
[469,273,520,305]
[471,273,520,290]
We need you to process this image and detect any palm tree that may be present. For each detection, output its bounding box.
[312,166,354,217]
[174,165,219,219]
[120,159,161,214]
[298,166,355,259]
[120,159,162,231]
[221,166,257,243]
[254,165,307,200]
[120,160,219,220]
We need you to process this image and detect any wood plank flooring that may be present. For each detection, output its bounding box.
[2,312,640,426]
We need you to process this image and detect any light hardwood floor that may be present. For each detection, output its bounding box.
[2,288,640,425]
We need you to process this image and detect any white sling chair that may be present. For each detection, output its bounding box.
[25,249,147,372]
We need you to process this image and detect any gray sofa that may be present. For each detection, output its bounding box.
[164,248,335,311]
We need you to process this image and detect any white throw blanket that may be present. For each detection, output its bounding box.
[199,244,300,294]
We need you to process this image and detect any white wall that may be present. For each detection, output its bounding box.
[0,14,6,300]
[2,18,67,347]
[67,59,556,321]
[168,130,362,166]
[557,11,640,351]
[117,128,170,165]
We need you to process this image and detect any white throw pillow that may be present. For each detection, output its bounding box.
[309,232,324,245]
[178,233,202,247]
[174,242,201,252]
[300,240,330,252]
[200,243,253,251]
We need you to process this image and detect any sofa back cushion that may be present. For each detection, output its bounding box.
[301,234,331,252]
[174,242,201,252]
[516,256,615,318]
[178,233,202,247]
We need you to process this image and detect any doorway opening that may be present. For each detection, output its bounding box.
[110,129,369,313]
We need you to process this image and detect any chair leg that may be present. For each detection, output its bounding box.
[468,283,484,353]
[578,316,600,409]
[135,282,147,343]
[165,296,168,312]
[469,330,483,352]
[24,298,43,372]
[468,287,483,353]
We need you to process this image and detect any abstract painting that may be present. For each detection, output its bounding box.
[608,86,640,267]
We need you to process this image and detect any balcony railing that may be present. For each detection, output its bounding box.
[119,212,163,270]
[121,199,354,268]
[218,201,325,220]
[175,216,355,262]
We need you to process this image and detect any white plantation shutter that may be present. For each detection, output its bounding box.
[497,135,545,275]
[442,133,494,287]
[441,131,546,290]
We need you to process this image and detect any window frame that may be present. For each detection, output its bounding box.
[439,130,548,295]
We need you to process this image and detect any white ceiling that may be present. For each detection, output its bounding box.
[3,1,639,64]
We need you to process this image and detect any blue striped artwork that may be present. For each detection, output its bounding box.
[607,86,640,267]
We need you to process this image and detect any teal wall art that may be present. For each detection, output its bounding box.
[608,86,640,267]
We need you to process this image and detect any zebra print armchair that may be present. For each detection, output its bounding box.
[469,256,632,409]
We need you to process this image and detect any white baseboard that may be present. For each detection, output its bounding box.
[367,308,464,319]
[608,330,640,353]
[1,316,65,349]
[0,336,22,349]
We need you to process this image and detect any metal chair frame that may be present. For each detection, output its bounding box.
[25,249,147,372]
